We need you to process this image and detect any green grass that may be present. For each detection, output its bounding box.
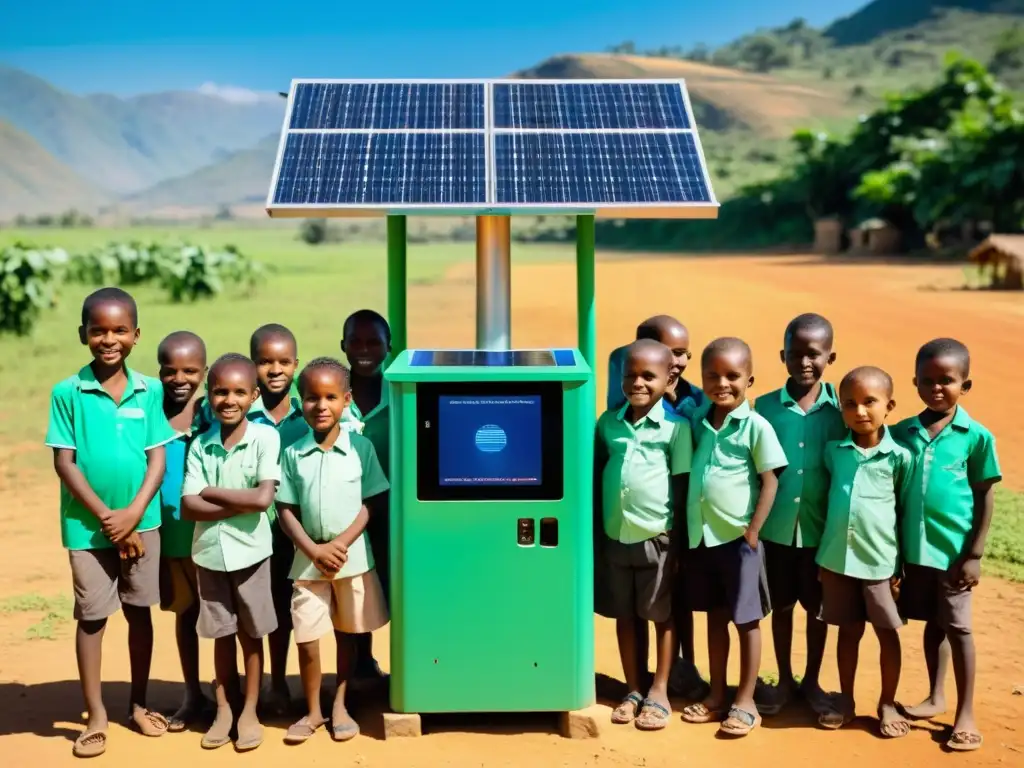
[985,489,1024,583]
[0,593,73,640]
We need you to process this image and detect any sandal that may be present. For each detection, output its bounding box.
[681,701,727,724]
[754,680,790,717]
[331,715,360,742]
[130,709,169,737]
[167,698,216,733]
[284,716,326,745]
[235,720,265,751]
[818,700,855,730]
[719,706,761,737]
[947,731,983,752]
[72,730,107,758]
[878,710,911,739]
[634,700,671,731]
[611,691,643,724]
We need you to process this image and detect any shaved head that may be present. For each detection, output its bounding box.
[784,313,834,348]
[626,338,673,368]
[637,315,687,341]
[158,330,206,365]
[840,366,894,399]
[701,337,752,372]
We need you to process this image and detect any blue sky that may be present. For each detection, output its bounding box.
[1,0,866,96]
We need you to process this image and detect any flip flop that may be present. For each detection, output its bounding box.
[947,731,983,752]
[634,700,671,731]
[719,706,761,737]
[129,709,169,737]
[330,715,360,742]
[878,711,911,739]
[284,716,326,745]
[235,721,264,751]
[167,698,216,733]
[681,701,727,724]
[818,700,855,730]
[611,692,644,724]
[72,730,107,758]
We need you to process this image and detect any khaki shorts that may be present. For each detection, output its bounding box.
[819,568,904,630]
[291,570,389,644]
[160,556,199,614]
[196,559,278,640]
[69,529,161,621]
[899,563,973,634]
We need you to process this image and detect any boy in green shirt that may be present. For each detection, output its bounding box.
[680,338,787,738]
[892,339,1001,752]
[248,323,308,714]
[156,331,215,732]
[46,288,176,758]
[182,354,282,752]
[340,309,393,682]
[595,340,692,731]
[277,358,390,745]
[817,366,912,739]
[754,313,845,716]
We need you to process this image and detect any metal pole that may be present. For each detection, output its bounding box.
[387,215,408,354]
[576,215,596,368]
[475,215,512,350]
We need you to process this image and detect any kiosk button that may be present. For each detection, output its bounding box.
[539,517,559,547]
[517,518,535,546]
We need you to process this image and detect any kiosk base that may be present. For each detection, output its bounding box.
[381,707,604,740]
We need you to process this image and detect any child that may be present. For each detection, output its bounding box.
[46,287,175,758]
[248,323,309,714]
[340,309,393,682]
[893,339,1000,752]
[753,313,845,716]
[595,339,691,731]
[606,315,705,697]
[276,357,390,744]
[156,330,215,732]
[181,354,281,751]
[816,366,912,738]
[680,337,787,738]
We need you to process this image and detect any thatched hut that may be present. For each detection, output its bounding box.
[969,235,1024,291]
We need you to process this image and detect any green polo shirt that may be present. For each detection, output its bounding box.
[181,421,281,572]
[248,394,308,524]
[596,404,692,544]
[277,429,390,581]
[348,384,391,479]
[159,398,214,559]
[687,400,788,549]
[892,407,1001,570]
[817,428,912,580]
[755,383,846,548]
[46,365,176,551]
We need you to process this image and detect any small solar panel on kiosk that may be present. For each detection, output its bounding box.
[409,350,562,367]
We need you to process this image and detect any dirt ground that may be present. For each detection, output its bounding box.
[2,253,1023,766]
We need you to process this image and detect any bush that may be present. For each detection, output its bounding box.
[0,244,69,336]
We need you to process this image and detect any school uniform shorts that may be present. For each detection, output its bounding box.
[196,558,278,640]
[270,522,295,631]
[159,556,199,614]
[898,563,972,634]
[763,541,822,614]
[291,570,390,643]
[68,529,161,621]
[818,568,904,630]
[682,537,770,626]
[597,532,673,623]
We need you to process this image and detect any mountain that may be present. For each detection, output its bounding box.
[825,1,1024,45]
[0,66,283,195]
[0,121,108,218]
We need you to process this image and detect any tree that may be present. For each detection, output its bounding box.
[606,41,636,54]
[738,35,792,73]
[989,24,1024,75]
[686,43,710,62]
[299,219,328,245]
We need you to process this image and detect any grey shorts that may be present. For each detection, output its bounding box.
[597,532,673,623]
[899,563,973,634]
[69,530,161,621]
[819,568,904,630]
[196,558,278,640]
[764,541,822,614]
[683,537,770,626]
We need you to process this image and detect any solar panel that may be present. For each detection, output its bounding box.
[272,132,487,206]
[408,350,570,366]
[289,82,486,130]
[494,132,710,205]
[493,82,689,130]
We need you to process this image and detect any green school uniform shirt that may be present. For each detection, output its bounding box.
[596,404,693,544]
[181,421,281,572]
[892,407,1001,570]
[755,383,847,548]
[45,365,176,551]
[816,428,912,580]
[248,394,308,524]
[159,398,214,559]
[348,384,391,479]
[276,429,390,581]
[687,399,788,549]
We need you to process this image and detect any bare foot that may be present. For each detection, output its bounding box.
[898,695,946,721]
[878,703,911,739]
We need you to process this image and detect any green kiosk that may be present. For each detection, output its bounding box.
[267,78,718,732]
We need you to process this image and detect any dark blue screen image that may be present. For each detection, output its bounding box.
[437,395,543,486]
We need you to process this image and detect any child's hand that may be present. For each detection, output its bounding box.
[742,527,759,550]
[103,508,139,543]
[954,556,981,590]
[311,542,346,575]
[117,532,145,561]
[889,574,902,602]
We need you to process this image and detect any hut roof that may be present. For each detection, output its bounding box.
[969,235,1024,264]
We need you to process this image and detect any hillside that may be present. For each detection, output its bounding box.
[0,121,108,218]
[825,1,1024,46]
[0,66,283,195]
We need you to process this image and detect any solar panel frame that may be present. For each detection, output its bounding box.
[266,78,720,218]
